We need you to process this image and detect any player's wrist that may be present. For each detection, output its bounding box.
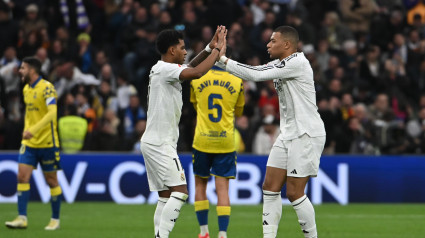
[219,55,228,64]
[205,44,212,53]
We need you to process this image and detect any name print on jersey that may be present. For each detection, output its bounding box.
[196,80,237,95]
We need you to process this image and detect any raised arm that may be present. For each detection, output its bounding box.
[188,26,221,68]
[179,27,227,81]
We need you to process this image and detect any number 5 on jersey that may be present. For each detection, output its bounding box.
[208,93,222,122]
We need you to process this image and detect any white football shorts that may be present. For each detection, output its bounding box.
[267,133,326,177]
[140,142,187,191]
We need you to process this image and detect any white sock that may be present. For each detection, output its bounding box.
[262,190,282,238]
[218,231,227,238]
[154,197,169,237]
[200,224,209,235]
[291,195,317,238]
[158,192,188,238]
[19,215,27,221]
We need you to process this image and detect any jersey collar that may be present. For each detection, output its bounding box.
[30,76,42,88]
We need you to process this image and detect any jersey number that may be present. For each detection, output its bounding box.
[208,93,222,122]
[173,158,180,171]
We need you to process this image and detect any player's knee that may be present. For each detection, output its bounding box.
[17,173,30,183]
[262,182,280,192]
[170,185,188,195]
[286,189,303,202]
[170,191,188,202]
[45,177,59,188]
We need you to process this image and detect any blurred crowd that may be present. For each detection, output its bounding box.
[0,0,425,155]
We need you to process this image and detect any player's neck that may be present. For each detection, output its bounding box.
[29,74,40,85]
[161,54,177,64]
[279,49,297,61]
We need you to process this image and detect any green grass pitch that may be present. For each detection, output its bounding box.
[1,203,425,237]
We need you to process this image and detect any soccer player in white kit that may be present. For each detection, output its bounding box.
[217,26,326,238]
[140,27,227,238]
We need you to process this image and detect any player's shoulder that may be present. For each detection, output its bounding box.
[38,79,54,88]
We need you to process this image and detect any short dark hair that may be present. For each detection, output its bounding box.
[156,29,184,55]
[22,57,42,75]
[274,26,299,46]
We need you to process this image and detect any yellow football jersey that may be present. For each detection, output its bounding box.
[190,69,245,153]
[22,78,60,148]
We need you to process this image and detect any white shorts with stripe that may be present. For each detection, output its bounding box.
[267,133,326,177]
[140,142,187,191]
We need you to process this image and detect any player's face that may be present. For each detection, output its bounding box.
[267,32,286,60]
[18,62,31,84]
[175,39,187,64]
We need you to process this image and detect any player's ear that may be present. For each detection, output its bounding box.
[169,45,176,56]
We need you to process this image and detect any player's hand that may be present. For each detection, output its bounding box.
[216,27,227,52]
[22,130,33,140]
[208,26,221,49]
[218,38,227,59]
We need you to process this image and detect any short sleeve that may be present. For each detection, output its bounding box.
[163,64,188,83]
[43,84,57,105]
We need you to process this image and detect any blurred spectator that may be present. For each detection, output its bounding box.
[123,94,146,139]
[19,4,47,36]
[287,10,316,45]
[236,115,255,153]
[96,80,118,114]
[319,11,354,52]
[18,30,42,58]
[339,0,378,35]
[0,47,20,94]
[54,61,100,99]
[58,104,88,154]
[359,45,384,90]
[76,33,93,73]
[131,119,147,152]
[35,47,51,76]
[98,64,117,92]
[253,115,279,155]
[90,50,109,77]
[75,92,97,133]
[88,109,121,151]
[0,3,18,57]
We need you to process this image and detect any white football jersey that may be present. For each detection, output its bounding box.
[225,52,326,140]
[141,61,188,147]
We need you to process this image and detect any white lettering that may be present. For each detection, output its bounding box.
[311,163,349,205]
[229,163,262,204]
[59,162,88,203]
[109,161,146,204]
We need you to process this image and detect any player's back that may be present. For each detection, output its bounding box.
[190,69,244,153]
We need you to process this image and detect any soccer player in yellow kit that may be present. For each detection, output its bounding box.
[190,66,245,238]
[5,57,62,230]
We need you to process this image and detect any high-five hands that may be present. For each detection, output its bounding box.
[215,26,227,60]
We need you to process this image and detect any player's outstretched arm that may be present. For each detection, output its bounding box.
[188,26,221,68]
[218,56,298,82]
[180,27,227,81]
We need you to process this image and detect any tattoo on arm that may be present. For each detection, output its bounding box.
[188,50,210,68]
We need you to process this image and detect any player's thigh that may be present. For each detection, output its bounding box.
[192,148,214,178]
[286,176,310,201]
[263,166,287,192]
[287,134,325,178]
[18,145,37,169]
[141,142,187,191]
[210,151,237,179]
[266,138,288,170]
[38,147,61,172]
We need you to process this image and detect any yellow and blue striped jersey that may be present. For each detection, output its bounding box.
[22,77,60,148]
[190,69,245,153]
